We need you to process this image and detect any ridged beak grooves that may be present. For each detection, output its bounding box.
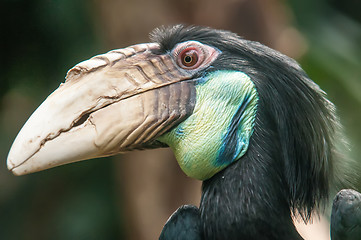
[7,43,197,175]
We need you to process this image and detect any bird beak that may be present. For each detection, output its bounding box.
[7,43,196,175]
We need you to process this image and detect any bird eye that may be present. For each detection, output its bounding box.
[180,49,199,68]
[173,41,220,71]
[176,46,204,70]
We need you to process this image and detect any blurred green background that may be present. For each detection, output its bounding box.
[1,0,360,239]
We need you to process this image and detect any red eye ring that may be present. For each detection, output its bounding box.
[177,47,203,69]
[173,41,220,71]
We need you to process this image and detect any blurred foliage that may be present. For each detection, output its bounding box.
[288,0,361,167]
[0,0,123,239]
[1,0,104,98]
[0,0,360,239]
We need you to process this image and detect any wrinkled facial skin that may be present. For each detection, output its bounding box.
[7,41,221,176]
[158,71,258,180]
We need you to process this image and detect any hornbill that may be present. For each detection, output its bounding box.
[7,25,349,239]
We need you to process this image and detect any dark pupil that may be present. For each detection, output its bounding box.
[180,49,198,68]
[184,55,192,63]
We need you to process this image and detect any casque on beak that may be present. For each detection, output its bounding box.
[7,43,197,175]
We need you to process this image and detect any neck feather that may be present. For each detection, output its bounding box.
[199,115,304,240]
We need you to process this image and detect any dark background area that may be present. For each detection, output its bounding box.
[1,0,360,239]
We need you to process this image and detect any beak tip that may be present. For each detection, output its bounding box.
[7,163,28,176]
[10,168,21,176]
[7,155,25,176]
[7,158,15,170]
[6,165,15,177]
[7,165,19,176]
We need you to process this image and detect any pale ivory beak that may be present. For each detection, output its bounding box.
[7,43,196,175]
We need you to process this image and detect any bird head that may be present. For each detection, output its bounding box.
[7,25,338,220]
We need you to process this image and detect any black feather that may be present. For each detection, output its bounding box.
[159,205,203,240]
[152,25,350,239]
[331,189,361,240]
